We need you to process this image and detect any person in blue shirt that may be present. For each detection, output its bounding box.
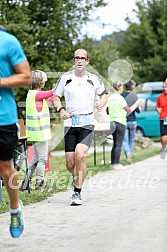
[0,26,31,238]
[121,80,141,164]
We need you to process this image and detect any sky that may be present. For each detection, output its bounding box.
[81,0,138,40]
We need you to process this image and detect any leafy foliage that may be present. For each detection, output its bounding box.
[118,0,167,82]
[0,0,107,104]
[0,0,166,98]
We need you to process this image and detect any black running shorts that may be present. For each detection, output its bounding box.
[160,120,167,137]
[0,124,18,161]
[64,126,94,152]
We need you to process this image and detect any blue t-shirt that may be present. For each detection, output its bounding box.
[0,31,27,126]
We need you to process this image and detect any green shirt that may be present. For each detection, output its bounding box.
[107,94,127,125]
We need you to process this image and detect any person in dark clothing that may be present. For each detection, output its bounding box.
[121,80,141,164]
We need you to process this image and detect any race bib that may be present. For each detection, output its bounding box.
[163,117,167,125]
[72,115,92,126]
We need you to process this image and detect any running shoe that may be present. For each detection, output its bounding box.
[35,180,45,191]
[126,152,132,164]
[110,164,125,170]
[70,192,82,206]
[161,148,166,159]
[10,200,24,238]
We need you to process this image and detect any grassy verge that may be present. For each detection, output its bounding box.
[0,143,160,214]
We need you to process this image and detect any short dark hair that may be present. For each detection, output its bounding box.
[125,80,136,91]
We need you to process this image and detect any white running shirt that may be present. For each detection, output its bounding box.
[53,70,106,127]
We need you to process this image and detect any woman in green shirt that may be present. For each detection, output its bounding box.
[107,81,142,169]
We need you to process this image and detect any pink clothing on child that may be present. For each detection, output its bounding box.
[35,90,53,112]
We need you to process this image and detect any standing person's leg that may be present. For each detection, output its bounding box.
[34,141,48,189]
[111,125,117,165]
[0,124,24,238]
[123,121,136,164]
[129,121,137,157]
[111,122,126,166]
[122,123,130,157]
[27,143,39,179]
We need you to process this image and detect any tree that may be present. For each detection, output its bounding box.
[0,0,107,103]
[118,0,167,82]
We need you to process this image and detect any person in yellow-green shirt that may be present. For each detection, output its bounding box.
[107,80,142,169]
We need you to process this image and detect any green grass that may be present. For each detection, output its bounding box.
[0,143,160,214]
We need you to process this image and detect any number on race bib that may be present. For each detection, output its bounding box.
[72,115,92,126]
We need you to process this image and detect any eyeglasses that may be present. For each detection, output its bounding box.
[74,56,87,61]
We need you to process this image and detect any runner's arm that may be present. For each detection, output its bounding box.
[0,60,31,88]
